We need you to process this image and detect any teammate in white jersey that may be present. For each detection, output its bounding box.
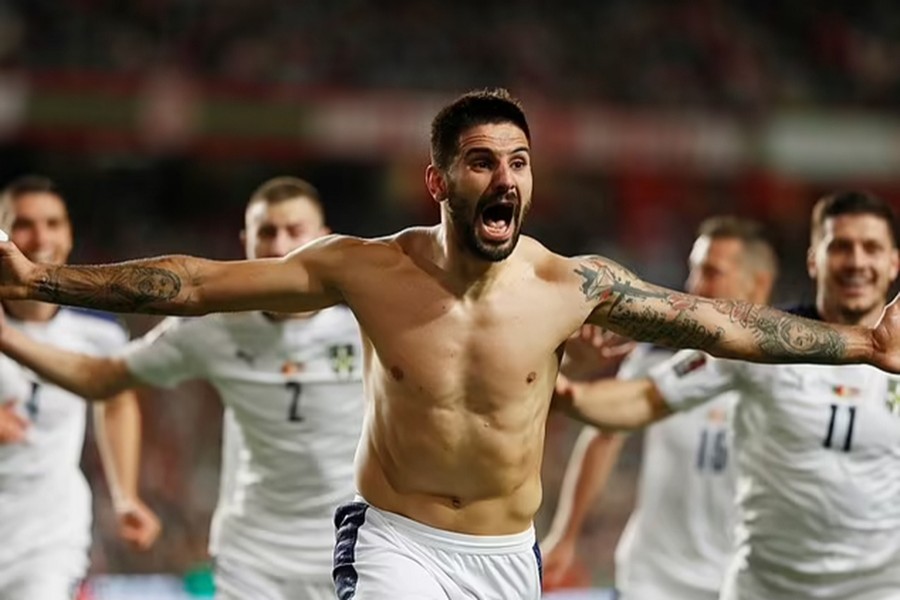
[0,176,364,600]
[554,191,900,600]
[543,217,778,599]
[0,175,159,600]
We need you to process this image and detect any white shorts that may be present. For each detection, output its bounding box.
[721,553,900,600]
[215,555,336,600]
[332,500,542,600]
[0,547,85,600]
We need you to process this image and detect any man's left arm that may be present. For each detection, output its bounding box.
[93,392,161,551]
[572,255,897,370]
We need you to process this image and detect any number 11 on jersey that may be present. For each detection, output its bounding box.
[823,403,856,452]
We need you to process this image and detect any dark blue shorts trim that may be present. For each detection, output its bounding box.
[532,541,543,586]
[332,501,369,600]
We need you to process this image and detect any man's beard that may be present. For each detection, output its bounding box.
[447,192,525,262]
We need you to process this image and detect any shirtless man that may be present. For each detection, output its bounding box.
[0,90,898,599]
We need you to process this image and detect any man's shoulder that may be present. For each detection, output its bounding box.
[307,231,411,267]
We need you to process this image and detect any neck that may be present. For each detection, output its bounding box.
[2,299,61,323]
[434,224,508,296]
[816,296,885,328]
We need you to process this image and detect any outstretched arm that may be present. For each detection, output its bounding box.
[553,373,671,429]
[0,325,137,399]
[0,234,352,316]
[572,255,893,368]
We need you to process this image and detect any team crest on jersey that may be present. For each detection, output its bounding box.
[673,352,706,378]
[329,344,356,376]
[281,361,304,375]
[706,407,728,424]
[832,385,860,398]
[886,379,900,416]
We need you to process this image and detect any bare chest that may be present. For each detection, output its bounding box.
[349,274,577,410]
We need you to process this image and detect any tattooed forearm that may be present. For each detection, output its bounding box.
[745,305,846,361]
[577,257,848,362]
[607,304,725,350]
[33,259,188,314]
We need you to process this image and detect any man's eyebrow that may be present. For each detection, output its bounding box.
[462,146,531,157]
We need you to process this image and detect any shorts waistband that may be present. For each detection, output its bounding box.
[355,495,536,555]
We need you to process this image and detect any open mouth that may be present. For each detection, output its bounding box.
[478,201,516,242]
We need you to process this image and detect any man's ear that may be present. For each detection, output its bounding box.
[425,164,447,204]
[806,245,817,280]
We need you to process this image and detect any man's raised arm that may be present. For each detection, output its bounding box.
[0,234,353,316]
[573,255,900,372]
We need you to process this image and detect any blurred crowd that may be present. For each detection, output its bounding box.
[1,0,899,110]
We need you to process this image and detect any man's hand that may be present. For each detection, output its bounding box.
[561,325,636,380]
[541,535,578,590]
[115,498,162,551]
[0,239,37,301]
[871,294,900,373]
[0,400,28,444]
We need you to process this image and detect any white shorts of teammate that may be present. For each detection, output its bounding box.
[214,555,335,600]
[332,498,542,600]
[0,545,85,600]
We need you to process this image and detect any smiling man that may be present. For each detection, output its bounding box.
[1,90,900,599]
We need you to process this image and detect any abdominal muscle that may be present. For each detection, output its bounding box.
[356,381,552,536]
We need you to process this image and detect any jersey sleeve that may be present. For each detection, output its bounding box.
[648,349,743,412]
[120,317,202,389]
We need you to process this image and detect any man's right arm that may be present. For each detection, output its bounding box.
[553,374,672,430]
[0,326,136,399]
[0,234,354,316]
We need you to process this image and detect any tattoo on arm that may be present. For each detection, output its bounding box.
[35,261,185,313]
[575,257,847,362]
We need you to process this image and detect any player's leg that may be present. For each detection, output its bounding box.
[215,555,285,600]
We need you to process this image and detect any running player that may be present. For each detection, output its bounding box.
[554,191,900,599]
[543,216,777,599]
[0,176,364,600]
[0,175,159,600]
[0,91,899,599]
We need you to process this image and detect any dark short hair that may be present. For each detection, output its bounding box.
[2,174,62,201]
[697,215,779,278]
[0,175,68,229]
[247,176,325,220]
[430,88,531,171]
[811,190,898,247]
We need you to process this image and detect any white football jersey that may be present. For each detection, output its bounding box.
[650,350,900,599]
[614,345,737,600]
[0,309,127,575]
[123,307,365,581]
